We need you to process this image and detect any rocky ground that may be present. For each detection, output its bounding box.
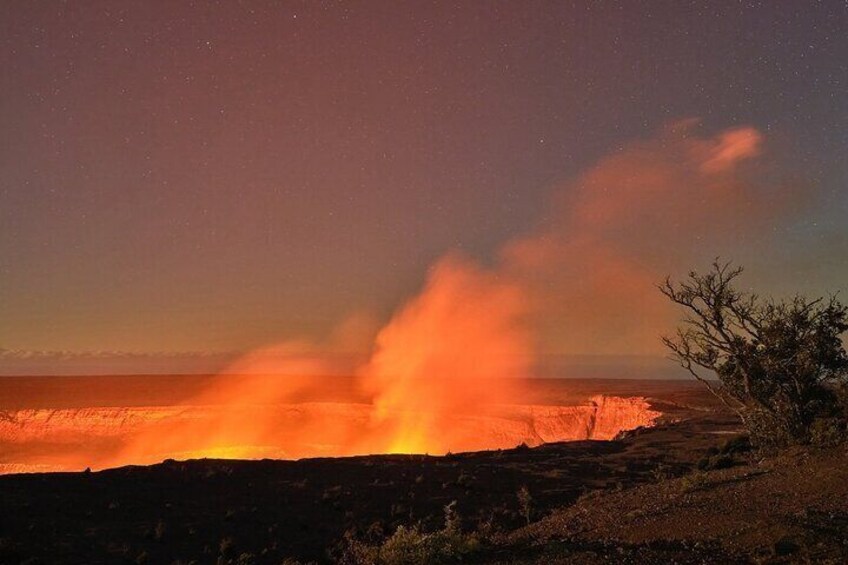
[0,383,844,564]
[492,444,848,563]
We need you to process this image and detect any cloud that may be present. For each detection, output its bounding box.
[0,349,221,360]
[499,119,802,355]
[0,348,235,375]
[699,126,763,173]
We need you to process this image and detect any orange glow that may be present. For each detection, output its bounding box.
[5,122,784,472]
[106,255,539,464]
[0,255,659,472]
[0,394,660,473]
[359,255,532,454]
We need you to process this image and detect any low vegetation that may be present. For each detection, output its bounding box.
[339,501,480,565]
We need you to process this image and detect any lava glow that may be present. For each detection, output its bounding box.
[0,258,660,472]
[0,395,661,474]
[112,255,537,465]
[360,256,532,454]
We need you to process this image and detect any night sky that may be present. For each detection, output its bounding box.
[1,1,846,371]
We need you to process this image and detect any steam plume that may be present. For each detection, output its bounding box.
[111,120,803,464]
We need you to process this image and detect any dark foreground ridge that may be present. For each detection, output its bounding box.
[0,393,846,564]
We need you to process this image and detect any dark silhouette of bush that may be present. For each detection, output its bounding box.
[517,486,532,526]
[338,501,480,565]
[660,261,848,448]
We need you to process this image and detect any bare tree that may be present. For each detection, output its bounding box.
[660,261,848,447]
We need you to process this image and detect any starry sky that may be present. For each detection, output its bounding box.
[1,1,846,371]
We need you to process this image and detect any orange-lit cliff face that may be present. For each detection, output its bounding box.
[0,395,660,473]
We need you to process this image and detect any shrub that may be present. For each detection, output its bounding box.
[695,453,734,471]
[809,417,847,447]
[218,536,234,557]
[679,470,708,493]
[516,486,532,525]
[340,501,480,565]
[720,435,752,455]
[154,520,166,541]
[455,471,474,488]
[651,463,672,482]
[661,261,848,448]
[235,553,256,565]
